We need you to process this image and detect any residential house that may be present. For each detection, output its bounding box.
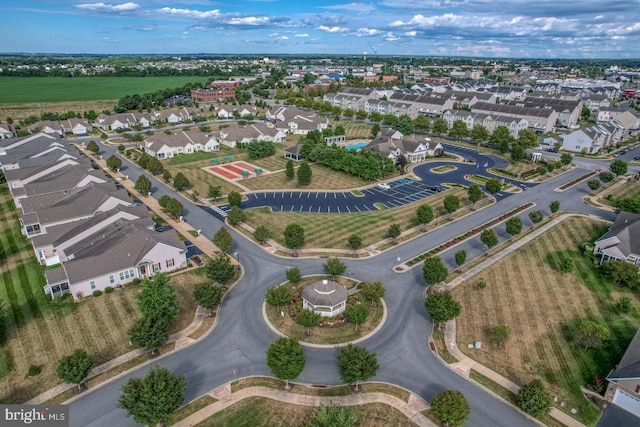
[27,120,64,136]
[365,130,443,162]
[0,123,17,139]
[213,105,258,119]
[5,157,90,197]
[506,97,582,127]
[0,132,63,154]
[142,130,220,159]
[559,127,608,154]
[93,112,150,131]
[60,118,92,136]
[613,110,640,134]
[0,139,76,171]
[472,102,557,134]
[266,106,329,135]
[214,123,286,148]
[594,212,640,265]
[44,218,187,300]
[151,107,199,124]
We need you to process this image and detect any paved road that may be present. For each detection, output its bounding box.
[68,141,633,427]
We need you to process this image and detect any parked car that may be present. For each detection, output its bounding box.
[377,183,391,190]
[620,150,626,155]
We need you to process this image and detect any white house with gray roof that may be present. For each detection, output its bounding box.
[141,130,220,159]
[594,212,640,265]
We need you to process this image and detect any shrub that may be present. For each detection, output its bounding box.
[616,296,633,314]
[27,365,41,376]
[92,290,103,297]
[104,286,114,294]
[132,278,141,285]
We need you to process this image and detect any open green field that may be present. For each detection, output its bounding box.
[452,217,636,426]
[0,76,210,104]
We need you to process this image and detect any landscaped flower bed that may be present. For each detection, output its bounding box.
[406,202,534,266]
[558,170,597,191]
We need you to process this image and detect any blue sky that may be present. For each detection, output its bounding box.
[2,1,639,58]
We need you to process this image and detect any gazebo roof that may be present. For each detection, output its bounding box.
[301,279,348,307]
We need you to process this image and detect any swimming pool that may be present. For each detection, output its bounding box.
[345,142,369,151]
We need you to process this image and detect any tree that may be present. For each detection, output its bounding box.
[212,227,233,253]
[423,256,449,285]
[265,285,292,312]
[285,159,295,180]
[485,178,502,194]
[118,144,126,152]
[384,223,401,244]
[298,308,322,336]
[616,296,633,314]
[336,344,379,391]
[297,161,312,185]
[370,123,381,138]
[136,273,180,325]
[468,184,483,209]
[576,321,611,350]
[517,129,538,148]
[470,124,490,142]
[128,315,171,353]
[443,195,460,219]
[146,157,163,175]
[424,290,461,325]
[134,175,152,195]
[598,171,615,183]
[226,206,246,226]
[0,298,7,345]
[517,379,552,417]
[164,197,183,218]
[392,114,414,135]
[86,140,99,153]
[106,154,122,170]
[158,194,171,208]
[454,250,467,271]
[323,257,346,278]
[480,228,499,251]
[359,281,386,306]
[491,126,512,152]
[561,152,573,167]
[413,115,431,132]
[172,172,190,191]
[345,303,370,331]
[253,224,271,243]
[505,216,523,240]
[432,118,448,134]
[431,390,470,427]
[602,260,640,289]
[550,200,560,213]
[449,120,469,139]
[490,324,512,349]
[511,145,524,162]
[587,179,601,191]
[286,267,302,284]
[205,256,236,285]
[265,337,305,388]
[305,401,358,427]
[56,349,93,391]
[610,159,628,176]
[559,258,574,273]
[119,365,186,427]
[284,223,305,249]
[227,191,242,207]
[614,195,640,213]
[192,282,223,316]
[162,170,172,182]
[247,140,276,159]
[207,185,222,201]
[416,204,434,230]
[528,210,544,224]
[347,234,362,254]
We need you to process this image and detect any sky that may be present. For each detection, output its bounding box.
[1,1,639,59]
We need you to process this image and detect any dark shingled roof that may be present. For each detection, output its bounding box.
[596,402,640,427]
[302,280,348,307]
[608,328,640,380]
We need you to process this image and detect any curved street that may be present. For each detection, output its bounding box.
[68,140,631,426]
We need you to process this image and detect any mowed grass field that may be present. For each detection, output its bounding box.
[452,217,638,425]
[0,185,206,403]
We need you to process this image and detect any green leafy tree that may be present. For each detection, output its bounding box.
[158,194,171,208]
[285,159,295,180]
[297,161,312,185]
[587,179,601,191]
[118,144,125,152]
[134,175,152,195]
[298,308,322,336]
[431,390,470,427]
[205,256,236,285]
[323,257,347,278]
[505,216,523,240]
[370,123,381,138]
[616,296,633,314]
[86,140,99,153]
[162,170,172,182]
[336,344,380,391]
[454,250,467,270]
[347,234,362,253]
[247,140,276,159]
[164,197,183,218]
[550,200,560,213]
[172,172,190,191]
[305,401,358,427]
[422,256,449,285]
[517,379,552,417]
[128,315,170,353]
[561,152,573,166]
[614,196,640,213]
[517,129,538,148]
[443,195,460,219]
[212,227,233,253]
[468,184,483,208]
[192,282,223,316]
[576,320,611,350]
[511,145,524,162]
[265,337,305,388]
[227,191,242,207]
[480,228,499,250]
[359,281,386,306]
[424,290,461,326]
[598,171,615,183]
[345,303,370,331]
[610,159,628,176]
[490,324,512,349]
[470,124,490,142]
[392,114,414,135]
[136,273,180,324]
[432,118,448,134]
[284,223,305,250]
[416,204,434,230]
[118,365,186,427]
[265,285,292,312]
[208,185,222,201]
[146,157,163,175]
[485,178,502,194]
[449,120,469,139]
[528,210,544,223]
[602,260,640,289]
[226,206,246,226]
[559,258,574,273]
[387,223,402,244]
[106,154,123,170]
[413,115,431,132]
[253,225,271,243]
[56,349,94,391]
[286,267,302,284]
[491,126,513,153]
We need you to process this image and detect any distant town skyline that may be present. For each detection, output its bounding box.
[2,1,639,59]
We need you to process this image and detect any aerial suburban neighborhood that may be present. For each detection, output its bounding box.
[2,2,640,427]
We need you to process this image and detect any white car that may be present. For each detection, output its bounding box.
[377,183,391,190]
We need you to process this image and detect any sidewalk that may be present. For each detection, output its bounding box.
[174,384,437,427]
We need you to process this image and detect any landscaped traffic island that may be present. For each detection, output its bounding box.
[264,275,385,345]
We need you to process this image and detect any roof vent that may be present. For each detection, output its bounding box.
[322,279,328,285]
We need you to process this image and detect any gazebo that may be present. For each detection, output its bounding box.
[301,279,348,317]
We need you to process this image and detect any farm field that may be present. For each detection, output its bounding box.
[0,185,207,403]
[452,216,638,426]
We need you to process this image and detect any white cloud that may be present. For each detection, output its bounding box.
[384,32,400,41]
[320,2,377,13]
[405,31,417,37]
[158,7,220,19]
[76,2,140,12]
[354,28,380,37]
[228,16,269,25]
[318,25,346,33]
[295,33,309,37]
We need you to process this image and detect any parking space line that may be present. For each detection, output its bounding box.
[346,206,351,212]
[333,193,337,199]
[316,193,319,198]
[355,206,361,212]
[324,193,327,199]
[318,206,321,212]
[299,206,303,212]
[337,207,340,213]
[363,205,371,211]
[290,206,294,211]
[308,206,312,212]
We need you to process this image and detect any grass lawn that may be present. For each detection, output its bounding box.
[0,187,208,403]
[331,120,375,140]
[452,217,635,426]
[195,397,411,427]
[597,180,640,208]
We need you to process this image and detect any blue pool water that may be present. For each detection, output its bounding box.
[345,142,368,151]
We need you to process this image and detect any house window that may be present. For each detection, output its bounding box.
[109,275,115,284]
[90,281,95,290]
[166,258,175,268]
[152,263,161,273]
[118,269,135,281]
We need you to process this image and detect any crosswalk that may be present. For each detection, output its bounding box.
[210,205,230,218]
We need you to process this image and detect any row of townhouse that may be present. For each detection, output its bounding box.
[559,122,626,154]
[442,110,528,138]
[504,97,583,127]
[471,101,558,134]
[265,106,329,134]
[0,132,187,300]
[213,105,259,119]
[27,118,93,136]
